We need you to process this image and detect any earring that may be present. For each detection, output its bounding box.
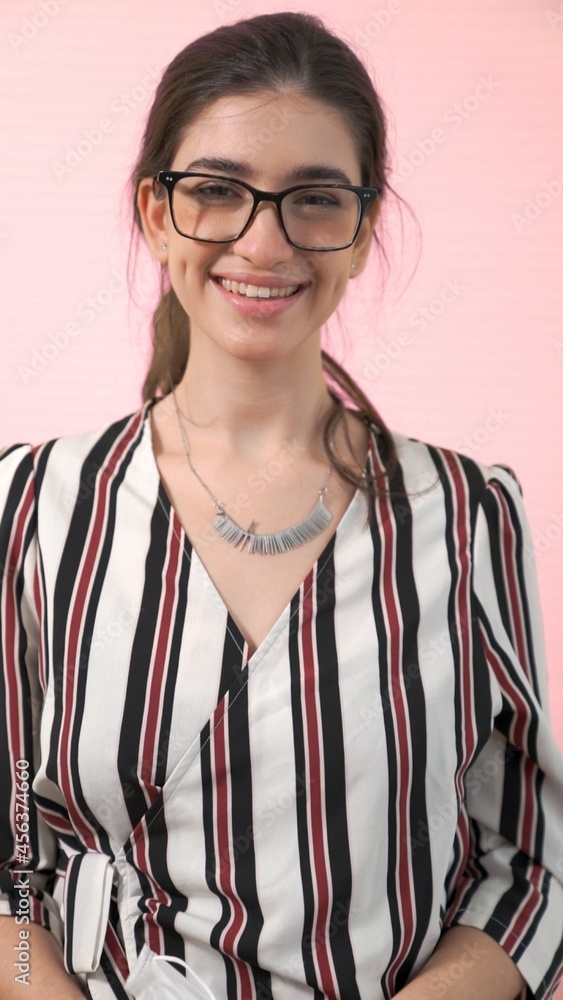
[351,263,357,271]
[161,243,167,250]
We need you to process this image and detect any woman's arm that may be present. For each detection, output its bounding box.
[0,448,70,989]
[0,919,84,999]
[423,465,563,999]
[396,926,525,1000]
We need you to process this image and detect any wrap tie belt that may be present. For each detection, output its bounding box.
[62,851,114,976]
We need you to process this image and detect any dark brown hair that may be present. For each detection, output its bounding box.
[128,11,407,506]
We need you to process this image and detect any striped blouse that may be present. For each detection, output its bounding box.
[0,398,562,1000]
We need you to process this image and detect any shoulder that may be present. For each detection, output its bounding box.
[0,401,154,505]
[368,422,524,508]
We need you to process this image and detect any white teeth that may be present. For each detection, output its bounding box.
[217,278,299,299]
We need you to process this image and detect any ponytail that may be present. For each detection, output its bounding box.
[142,287,189,402]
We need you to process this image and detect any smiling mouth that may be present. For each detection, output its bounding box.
[215,277,301,299]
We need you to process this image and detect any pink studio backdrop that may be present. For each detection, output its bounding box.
[1,0,562,750]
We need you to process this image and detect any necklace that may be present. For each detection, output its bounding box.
[172,389,333,555]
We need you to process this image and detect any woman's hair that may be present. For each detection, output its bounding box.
[129,11,405,505]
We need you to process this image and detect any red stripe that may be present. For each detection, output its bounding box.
[104,922,130,980]
[36,802,75,837]
[479,627,537,856]
[132,815,169,953]
[140,518,181,803]
[60,412,144,845]
[502,862,544,948]
[32,546,46,693]
[446,453,477,775]
[444,818,479,924]
[301,569,336,997]
[491,482,529,677]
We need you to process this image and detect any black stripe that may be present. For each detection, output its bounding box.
[227,681,272,1000]
[0,447,42,869]
[478,476,544,868]
[97,948,131,999]
[63,856,80,973]
[48,412,143,848]
[388,457,430,991]
[428,448,467,774]
[117,492,177,830]
[475,603,544,849]
[204,628,252,999]
[315,540,360,1000]
[288,589,322,997]
[428,450,493,758]
[445,816,488,919]
[511,864,550,965]
[141,546,192,962]
[484,851,546,959]
[368,445,398,1000]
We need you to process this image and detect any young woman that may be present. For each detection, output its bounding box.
[0,12,562,1000]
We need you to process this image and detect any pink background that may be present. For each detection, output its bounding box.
[1,2,562,970]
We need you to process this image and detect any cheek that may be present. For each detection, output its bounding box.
[319,265,349,300]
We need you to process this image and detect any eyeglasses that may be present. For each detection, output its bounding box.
[154,171,379,251]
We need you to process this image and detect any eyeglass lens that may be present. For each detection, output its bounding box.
[170,176,361,249]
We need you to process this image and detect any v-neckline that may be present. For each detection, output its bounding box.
[142,398,373,663]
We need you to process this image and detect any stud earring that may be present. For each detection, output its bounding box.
[161,243,167,250]
[351,263,357,271]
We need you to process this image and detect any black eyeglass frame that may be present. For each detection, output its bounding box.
[154,171,380,251]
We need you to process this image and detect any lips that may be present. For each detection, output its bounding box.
[212,275,304,299]
[217,278,299,299]
[211,274,308,315]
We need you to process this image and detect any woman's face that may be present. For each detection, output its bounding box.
[139,90,378,367]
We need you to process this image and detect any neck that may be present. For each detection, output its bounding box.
[172,341,336,463]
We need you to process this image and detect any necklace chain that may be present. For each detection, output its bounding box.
[171,389,333,555]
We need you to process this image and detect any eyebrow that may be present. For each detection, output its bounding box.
[184,156,353,185]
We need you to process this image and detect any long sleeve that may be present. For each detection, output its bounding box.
[444,465,563,998]
[0,444,62,940]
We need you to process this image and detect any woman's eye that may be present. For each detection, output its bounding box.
[295,192,340,208]
[196,184,239,199]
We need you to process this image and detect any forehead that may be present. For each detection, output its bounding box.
[172,91,362,183]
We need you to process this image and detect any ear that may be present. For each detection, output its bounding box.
[137,177,170,263]
[350,198,382,277]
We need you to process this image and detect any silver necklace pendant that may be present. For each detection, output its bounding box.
[171,388,333,555]
[212,491,333,555]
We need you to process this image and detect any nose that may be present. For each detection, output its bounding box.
[231,200,294,264]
